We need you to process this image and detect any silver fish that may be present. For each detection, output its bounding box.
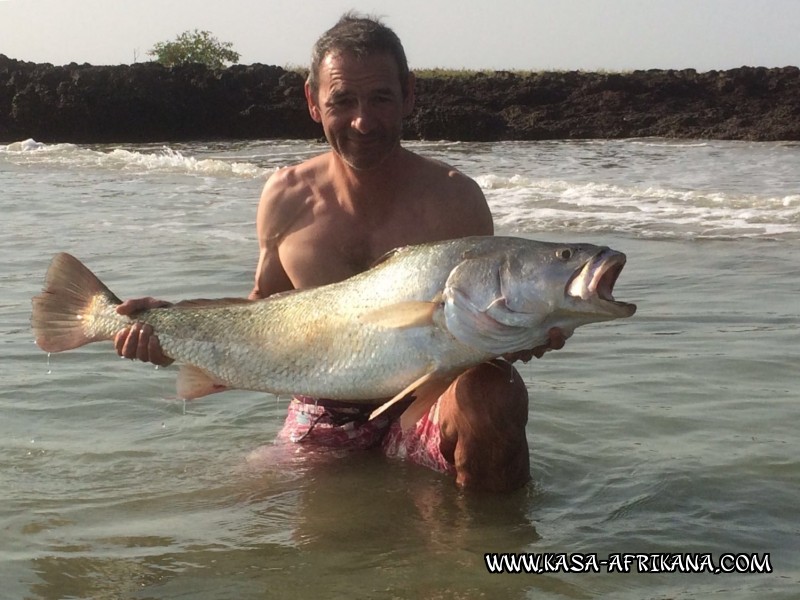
[31,236,636,415]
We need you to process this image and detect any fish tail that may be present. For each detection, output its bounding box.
[31,253,123,352]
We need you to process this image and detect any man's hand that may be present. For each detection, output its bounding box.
[114,298,174,366]
[503,327,568,363]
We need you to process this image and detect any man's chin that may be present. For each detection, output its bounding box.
[339,151,391,171]
[337,140,401,171]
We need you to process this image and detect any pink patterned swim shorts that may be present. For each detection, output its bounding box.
[276,396,388,450]
[277,396,455,475]
[381,400,456,476]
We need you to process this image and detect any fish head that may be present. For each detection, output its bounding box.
[442,241,636,355]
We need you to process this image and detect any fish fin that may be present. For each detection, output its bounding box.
[369,369,454,422]
[369,372,436,421]
[31,253,122,352]
[368,245,410,268]
[360,301,438,329]
[398,395,439,431]
[173,297,254,309]
[176,365,229,400]
[398,376,456,430]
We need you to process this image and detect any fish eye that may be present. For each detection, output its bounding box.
[557,248,574,261]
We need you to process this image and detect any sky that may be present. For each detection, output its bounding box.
[0,0,798,72]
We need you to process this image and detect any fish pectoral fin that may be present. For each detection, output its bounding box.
[359,301,438,329]
[176,365,228,400]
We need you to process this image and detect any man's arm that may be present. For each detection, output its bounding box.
[458,172,494,236]
[439,166,494,238]
[250,171,297,299]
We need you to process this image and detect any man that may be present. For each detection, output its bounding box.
[115,13,565,492]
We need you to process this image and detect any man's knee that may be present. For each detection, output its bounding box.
[438,361,531,491]
[453,361,529,422]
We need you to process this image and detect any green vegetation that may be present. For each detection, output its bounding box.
[148,29,240,68]
[414,68,507,78]
[412,68,634,78]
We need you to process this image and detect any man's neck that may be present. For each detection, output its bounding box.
[329,146,409,210]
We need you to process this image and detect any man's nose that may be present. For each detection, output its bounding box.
[351,103,376,133]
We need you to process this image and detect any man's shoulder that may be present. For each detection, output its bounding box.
[399,150,492,237]
[257,154,333,245]
[405,150,483,197]
[265,153,330,194]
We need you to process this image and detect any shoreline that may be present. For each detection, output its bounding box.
[1,55,798,143]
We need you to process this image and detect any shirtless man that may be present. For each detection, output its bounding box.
[115,14,564,492]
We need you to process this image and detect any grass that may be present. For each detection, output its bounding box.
[282,64,640,79]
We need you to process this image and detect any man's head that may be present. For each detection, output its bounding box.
[307,12,411,101]
[305,13,415,171]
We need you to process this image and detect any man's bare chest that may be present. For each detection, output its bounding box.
[281,222,439,287]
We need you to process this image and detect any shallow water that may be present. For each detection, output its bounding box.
[1,139,798,599]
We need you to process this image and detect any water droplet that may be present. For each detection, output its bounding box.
[46,353,51,375]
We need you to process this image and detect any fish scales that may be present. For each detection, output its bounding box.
[31,236,636,404]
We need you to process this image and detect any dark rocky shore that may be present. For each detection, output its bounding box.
[1,54,798,143]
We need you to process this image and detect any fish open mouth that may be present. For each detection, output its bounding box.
[566,249,637,316]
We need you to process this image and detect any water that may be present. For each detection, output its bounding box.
[1,138,798,599]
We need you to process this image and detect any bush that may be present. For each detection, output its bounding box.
[148,29,240,69]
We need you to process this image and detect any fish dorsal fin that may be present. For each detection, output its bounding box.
[173,297,254,309]
[176,365,229,400]
[368,244,414,269]
[359,301,438,329]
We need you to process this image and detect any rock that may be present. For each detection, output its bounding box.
[0,55,797,142]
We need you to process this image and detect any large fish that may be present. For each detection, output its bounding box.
[31,236,635,417]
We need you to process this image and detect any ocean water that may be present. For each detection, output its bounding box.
[1,138,798,599]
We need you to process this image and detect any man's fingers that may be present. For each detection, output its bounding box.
[122,323,141,359]
[548,328,567,350]
[135,324,152,362]
[117,299,145,316]
[116,297,171,316]
[148,334,174,367]
[114,327,130,356]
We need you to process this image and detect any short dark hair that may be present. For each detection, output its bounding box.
[307,12,410,98]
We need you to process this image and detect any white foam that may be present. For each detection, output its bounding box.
[3,139,797,240]
[1,140,271,179]
[4,138,46,152]
[482,173,800,239]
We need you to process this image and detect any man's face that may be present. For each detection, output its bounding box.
[306,51,414,171]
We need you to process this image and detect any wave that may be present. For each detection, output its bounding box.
[1,139,271,179]
[4,139,798,241]
[479,174,800,240]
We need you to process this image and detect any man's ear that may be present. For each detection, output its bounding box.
[402,72,416,117]
[305,81,322,123]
